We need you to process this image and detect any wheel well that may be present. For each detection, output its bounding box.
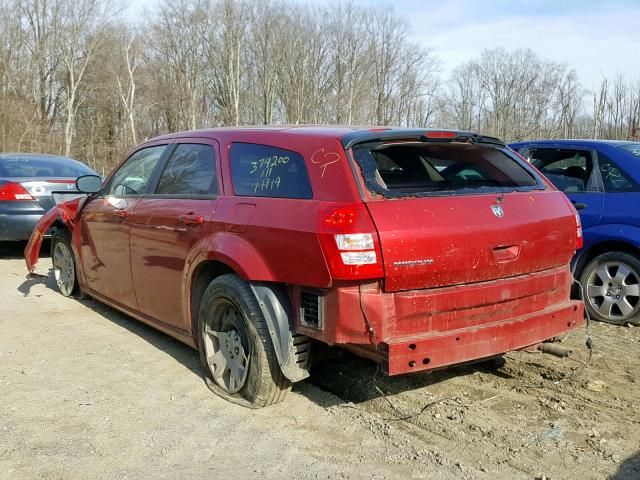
[575,240,640,278]
[50,219,69,234]
[48,219,70,255]
[190,261,234,342]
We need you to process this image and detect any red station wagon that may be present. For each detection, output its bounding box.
[25,126,584,407]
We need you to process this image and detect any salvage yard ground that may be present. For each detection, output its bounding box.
[1,242,638,480]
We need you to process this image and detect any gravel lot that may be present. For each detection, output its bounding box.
[1,242,639,479]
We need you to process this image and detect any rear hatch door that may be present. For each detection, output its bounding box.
[350,139,575,292]
[366,191,575,291]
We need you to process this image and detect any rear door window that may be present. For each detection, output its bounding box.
[618,144,640,158]
[156,144,218,196]
[351,142,538,197]
[597,153,638,192]
[229,143,312,199]
[529,148,597,193]
[104,145,166,196]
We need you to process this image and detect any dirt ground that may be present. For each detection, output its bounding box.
[1,242,638,480]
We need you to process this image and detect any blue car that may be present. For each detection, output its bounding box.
[510,140,640,325]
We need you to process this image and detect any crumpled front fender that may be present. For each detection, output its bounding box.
[24,198,82,274]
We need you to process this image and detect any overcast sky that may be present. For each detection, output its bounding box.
[128,0,640,90]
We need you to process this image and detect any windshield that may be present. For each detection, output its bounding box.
[0,156,94,178]
[618,144,640,158]
[351,142,540,197]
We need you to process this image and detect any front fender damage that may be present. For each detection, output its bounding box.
[24,198,81,276]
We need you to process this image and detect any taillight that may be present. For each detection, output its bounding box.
[559,194,584,251]
[0,182,34,201]
[317,204,384,280]
[574,212,583,249]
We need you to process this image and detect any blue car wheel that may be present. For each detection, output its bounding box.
[580,251,640,325]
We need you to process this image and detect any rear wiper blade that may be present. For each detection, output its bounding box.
[419,132,505,147]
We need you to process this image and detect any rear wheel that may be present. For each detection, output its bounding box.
[580,251,640,325]
[197,274,291,407]
[51,229,78,297]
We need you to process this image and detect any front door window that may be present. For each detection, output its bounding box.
[104,145,166,196]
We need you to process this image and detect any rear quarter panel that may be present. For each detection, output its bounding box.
[209,134,363,289]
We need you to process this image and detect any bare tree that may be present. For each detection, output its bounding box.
[245,0,286,124]
[2,0,638,173]
[115,32,141,144]
[325,2,370,124]
[366,10,406,125]
[150,0,210,130]
[448,62,484,132]
[554,69,583,138]
[203,0,246,126]
[593,78,608,139]
[58,0,114,156]
[19,0,63,125]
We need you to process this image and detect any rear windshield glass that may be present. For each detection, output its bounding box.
[618,144,640,158]
[0,156,94,178]
[351,142,539,197]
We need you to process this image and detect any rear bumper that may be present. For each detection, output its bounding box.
[384,300,583,375]
[295,265,583,375]
[0,213,43,241]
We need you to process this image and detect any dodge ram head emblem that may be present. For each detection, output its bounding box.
[491,205,504,218]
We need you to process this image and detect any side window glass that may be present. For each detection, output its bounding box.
[618,144,640,158]
[156,144,218,195]
[598,153,637,192]
[105,145,166,196]
[530,148,595,193]
[229,143,312,199]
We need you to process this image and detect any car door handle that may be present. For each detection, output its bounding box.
[492,244,520,262]
[178,214,204,226]
[571,201,588,210]
[113,209,131,218]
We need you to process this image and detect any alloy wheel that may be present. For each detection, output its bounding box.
[203,301,250,394]
[586,261,640,321]
[53,241,75,297]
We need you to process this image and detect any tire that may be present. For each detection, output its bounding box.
[51,229,79,297]
[580,251,640,325]
[197,274,291,408]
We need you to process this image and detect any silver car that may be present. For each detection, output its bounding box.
[0,153,97,241]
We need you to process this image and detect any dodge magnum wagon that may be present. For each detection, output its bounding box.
[25,127,584,407]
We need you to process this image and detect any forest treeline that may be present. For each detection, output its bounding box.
[0,0,638,173]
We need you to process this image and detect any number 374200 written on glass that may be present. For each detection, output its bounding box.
[250,155,289,193]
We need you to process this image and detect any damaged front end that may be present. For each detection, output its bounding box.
[24,198,82,276]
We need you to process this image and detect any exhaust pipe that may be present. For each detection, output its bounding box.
[538,342,572,358]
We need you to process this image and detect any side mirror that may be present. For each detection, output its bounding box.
[76,174,102,194]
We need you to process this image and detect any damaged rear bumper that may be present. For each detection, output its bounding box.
[383,300,583,375]
[296,265,584,375]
